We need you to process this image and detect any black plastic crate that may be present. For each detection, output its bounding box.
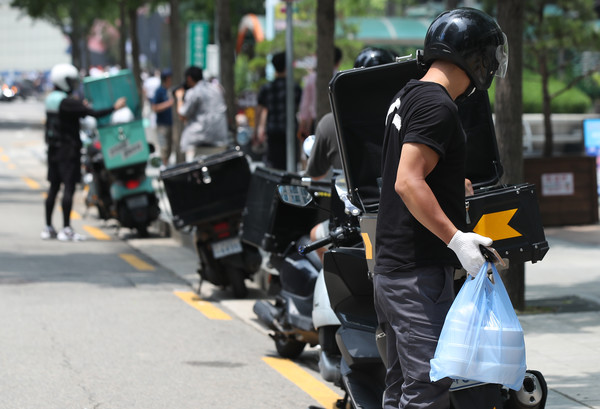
[466,183,549,264]
[241,166,330,254]
[160,147,251,229]
[329,59,548,265]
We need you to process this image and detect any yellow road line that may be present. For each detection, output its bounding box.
[7,163,15,170]
[22,177,40,190]
[262,357,342,407]
[119,253,155,271]
[1,154,9,162]
[82,225,111,240]
[174,291,232,320]
[70,210,81,220]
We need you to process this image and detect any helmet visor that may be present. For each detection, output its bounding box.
[495,32,509,78]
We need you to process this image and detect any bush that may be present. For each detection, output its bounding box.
[489,71,592,113]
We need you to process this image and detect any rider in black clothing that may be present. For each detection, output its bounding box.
[42,63,126,241]
[374,9,508,409]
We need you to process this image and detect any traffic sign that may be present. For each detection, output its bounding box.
[187,21,209,68]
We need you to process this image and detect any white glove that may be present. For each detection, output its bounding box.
[448,231,493,277]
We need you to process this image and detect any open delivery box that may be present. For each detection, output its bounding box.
[83,70,149,171]
[329,57,549,266]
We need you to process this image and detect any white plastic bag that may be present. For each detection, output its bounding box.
[430,262,526,390]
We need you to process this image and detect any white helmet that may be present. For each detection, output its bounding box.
[50,63,79,93]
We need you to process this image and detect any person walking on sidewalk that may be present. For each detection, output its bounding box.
[151,69,174,166]
[254,51,302,170]
[42,63,126,241]
[373,8,508,409]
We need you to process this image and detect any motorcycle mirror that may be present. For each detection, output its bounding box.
[303,134,315,157]
[277,184,313,207]
[149,155,162,168]
[334,177,360,216]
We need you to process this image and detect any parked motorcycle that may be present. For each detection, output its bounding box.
[194,213,262,299]
[251,179,334,358]
[80,117,112,221]
[279,181,549,409]
[80,120,160,237]
[81,70,160,237]
[160,147,262,298]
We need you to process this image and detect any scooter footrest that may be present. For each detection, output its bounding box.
[336,326,381,368]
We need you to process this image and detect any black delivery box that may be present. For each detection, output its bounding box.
[329,57,549,265]
[241,166,330,254]
[159,147,251,229]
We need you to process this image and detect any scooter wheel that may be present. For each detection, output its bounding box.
[136,225,149,238]
[227,268,248,299]
[275,337,306,359]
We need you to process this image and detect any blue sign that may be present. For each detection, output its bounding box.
[582,118,600,194]
[583,118,600,155]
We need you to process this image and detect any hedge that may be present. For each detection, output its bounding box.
[488,71,592,113]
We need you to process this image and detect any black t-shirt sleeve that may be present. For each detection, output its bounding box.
[402,103,457,159]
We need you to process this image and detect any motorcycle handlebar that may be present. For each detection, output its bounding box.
[297,226,359,256]
[298,235,334,255]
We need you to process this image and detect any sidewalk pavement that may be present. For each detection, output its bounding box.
[129,216,600,409]
[521,224,600,409]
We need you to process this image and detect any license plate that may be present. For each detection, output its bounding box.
[212,237,243,259]
[126,195,148,208]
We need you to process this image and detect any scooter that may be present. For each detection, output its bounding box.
[252,181,336,359]
[194,214,262,299]
[81,124,112,221]
[280,180,548,409]
[160,147,262,299]
[322,223,548,409]
[80,117,160,237]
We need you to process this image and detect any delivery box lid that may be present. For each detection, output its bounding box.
[83,69,142,126]
[329,57,503,209]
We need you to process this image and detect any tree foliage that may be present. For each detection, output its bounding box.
[524,0,600,156]
[10,0,109,68]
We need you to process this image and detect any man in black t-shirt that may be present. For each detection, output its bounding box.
[42,63,125,241]
[373,8,508,409]
[255,51,302,170]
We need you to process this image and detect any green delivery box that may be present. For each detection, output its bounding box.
[83,69,141,126]
[98,120,149,170]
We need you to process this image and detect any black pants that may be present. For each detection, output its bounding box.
[45,159,80,227]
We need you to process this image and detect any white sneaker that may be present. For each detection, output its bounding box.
[40,226,57,240]
[57,226,86,242]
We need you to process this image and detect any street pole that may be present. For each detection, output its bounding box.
[285,1,296,172]
[265,0,276,80]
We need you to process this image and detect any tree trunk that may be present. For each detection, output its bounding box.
[119,0,127,69]
[495,0,525,311]
[540,55,554,157]
[446,0,459,10]
[128,6,143,104]
[69,0,82,68]
[385,1,396,16]
[216,0,236,135]
[315,0,335,123]
[169,0,185,163]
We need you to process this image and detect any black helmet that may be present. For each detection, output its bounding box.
[422,7,508,90]
[354,47,397,68]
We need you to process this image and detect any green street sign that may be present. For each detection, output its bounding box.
[188,21,209,68]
